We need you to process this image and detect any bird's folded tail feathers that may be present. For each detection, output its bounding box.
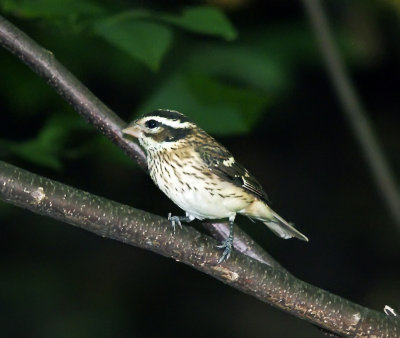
[263,211,309,242]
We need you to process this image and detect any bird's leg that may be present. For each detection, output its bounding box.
[216,215,235,264]
[168,212,193,234]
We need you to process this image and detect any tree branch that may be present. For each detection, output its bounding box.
[0,14,279,268]
[1,12,399,336]
[0,160,398,337]
[302,0,400,228]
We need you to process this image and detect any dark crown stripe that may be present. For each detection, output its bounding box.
[144,109,192,123]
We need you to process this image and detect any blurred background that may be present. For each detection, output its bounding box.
[0,0,399,337]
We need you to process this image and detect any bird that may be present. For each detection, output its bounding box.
[122,109,308,263]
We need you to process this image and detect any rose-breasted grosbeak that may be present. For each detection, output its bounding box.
[123,109,308,263]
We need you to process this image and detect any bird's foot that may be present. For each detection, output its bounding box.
[168,213,191,234]
[216,236,234,264]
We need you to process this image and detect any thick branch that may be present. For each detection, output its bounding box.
[302,0,400,227]
[0,160,398,337]
[0,14,277,267]
[1,12,398,336]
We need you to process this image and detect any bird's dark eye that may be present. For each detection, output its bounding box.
[145,119,159,129]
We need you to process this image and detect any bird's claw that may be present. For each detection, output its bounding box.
[168,213,183,234]
[216,236,234,264]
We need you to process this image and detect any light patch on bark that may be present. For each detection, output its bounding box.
[31,187,45,204]
[350,312,361,326]
[212,265,239,281]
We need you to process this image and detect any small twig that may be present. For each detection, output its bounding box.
[0,14,279,267]
[0,160,399,337]
[302,0,400,227]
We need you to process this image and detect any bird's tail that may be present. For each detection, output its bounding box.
[262,211,309,242]
[244,200,308,241]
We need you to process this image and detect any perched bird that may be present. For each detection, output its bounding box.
[123,109,308,263]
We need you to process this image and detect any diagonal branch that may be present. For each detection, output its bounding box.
[0,14,279,268]
[0,160,399,337]
[1,11,399,336]
[302,0,400,228]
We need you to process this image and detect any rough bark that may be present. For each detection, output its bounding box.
[0,160,398,337]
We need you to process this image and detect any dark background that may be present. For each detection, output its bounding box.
[0,0,399,337]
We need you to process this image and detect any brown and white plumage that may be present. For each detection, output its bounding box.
[123,109,308,262]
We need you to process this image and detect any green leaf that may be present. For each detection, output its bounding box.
[106,6,237,40]
[160,6,237,41]
[10,140,63,170]
[4,113,90,170]
[93,18,173,71]
[0,57,55,115]
[0,0,105,19]
[90,5,235,71]
[85,135,138,169]
[185,44,289,93]
[137,73,269,135]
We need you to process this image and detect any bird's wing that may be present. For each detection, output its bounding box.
[196,143,269,203]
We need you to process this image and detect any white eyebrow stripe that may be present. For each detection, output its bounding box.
[143,116,194,129]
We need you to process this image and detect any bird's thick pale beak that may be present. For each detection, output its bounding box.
[122,124,144,138]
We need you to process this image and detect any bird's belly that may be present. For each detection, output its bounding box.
[172,189,234,220]
[172,188,250,220]
[149,163,249,220]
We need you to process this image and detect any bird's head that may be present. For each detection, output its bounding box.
[122,109,196,151]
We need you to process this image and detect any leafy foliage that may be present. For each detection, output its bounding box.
[159,6,237,40]
[1,114,90,170]
[138,73,269,135]
[93,18,173,71]
[1,2,399,337]
[92,6,237,70]
[0,0,370,170]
